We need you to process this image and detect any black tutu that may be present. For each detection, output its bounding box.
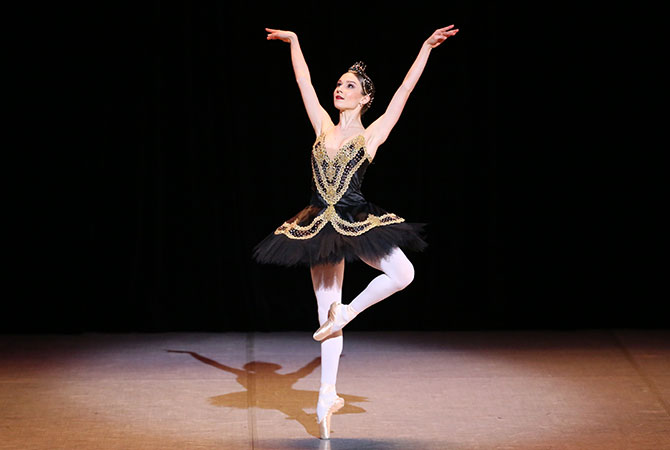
[253,132,428,267]
[253,203,427,267]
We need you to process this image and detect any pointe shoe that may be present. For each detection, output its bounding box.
[318,397,344,439]
[313,302,359,341]
[316,385,345,440]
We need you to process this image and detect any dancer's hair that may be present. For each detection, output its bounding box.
[348,61,375,115]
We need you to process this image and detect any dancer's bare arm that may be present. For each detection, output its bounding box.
[367,26,459,153]
[266,28,332,136]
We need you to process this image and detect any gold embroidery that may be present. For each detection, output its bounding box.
[274,208,405,239]
[331,211,405,236]
[274,205,335,240]
[274,134,404,240]
[312,134,368,206]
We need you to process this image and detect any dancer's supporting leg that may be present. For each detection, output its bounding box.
[310,259,346,434]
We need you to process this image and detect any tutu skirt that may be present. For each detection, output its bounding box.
[253,202,428,267]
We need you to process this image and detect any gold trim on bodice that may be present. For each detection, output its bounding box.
[274,133,405,239]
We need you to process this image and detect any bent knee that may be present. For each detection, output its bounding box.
[393,264,415,290]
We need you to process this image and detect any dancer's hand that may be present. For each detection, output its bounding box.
[425,25,459,48]
[266,28,296,43]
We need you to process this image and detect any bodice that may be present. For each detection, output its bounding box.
[309,133,372,208]
[272,133,404,240]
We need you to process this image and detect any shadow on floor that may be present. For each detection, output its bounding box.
[166,350,368,438]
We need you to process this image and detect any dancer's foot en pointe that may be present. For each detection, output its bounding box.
[316,383,345,439]
[313,302,359,341]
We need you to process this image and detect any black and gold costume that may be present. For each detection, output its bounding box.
[253,132,427,267]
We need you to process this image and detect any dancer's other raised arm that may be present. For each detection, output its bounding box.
[367,25,459,152]
[266,28,333,136]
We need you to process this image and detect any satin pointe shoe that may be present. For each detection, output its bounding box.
[313,302,359,341]
[316,384,345,440]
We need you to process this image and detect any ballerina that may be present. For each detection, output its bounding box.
[254,24,459,439]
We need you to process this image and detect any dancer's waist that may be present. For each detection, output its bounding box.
[309,191,366,208]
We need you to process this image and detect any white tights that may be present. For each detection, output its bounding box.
[310,247,415,388]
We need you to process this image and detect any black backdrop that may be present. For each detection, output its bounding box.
[8,3,664,333]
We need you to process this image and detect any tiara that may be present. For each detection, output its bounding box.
[349,61,367,76]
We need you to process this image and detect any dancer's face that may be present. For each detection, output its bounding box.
[333,72,369,112]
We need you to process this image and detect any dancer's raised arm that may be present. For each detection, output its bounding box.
[367,25,459,151]
[266,28,332,136]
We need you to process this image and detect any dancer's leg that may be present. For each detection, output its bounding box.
[312,247,415,340]
[310,260,345,387]
[349,246,414,314]
[310,260,346,429]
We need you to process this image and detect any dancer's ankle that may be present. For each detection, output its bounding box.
[319,382,336,394]
[344,304,359,321]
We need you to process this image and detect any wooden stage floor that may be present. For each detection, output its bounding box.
[1,329,668,449]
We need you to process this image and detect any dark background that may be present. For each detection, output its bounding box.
[8,3,664,333]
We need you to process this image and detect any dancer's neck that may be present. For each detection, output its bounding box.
[337,110,364,132]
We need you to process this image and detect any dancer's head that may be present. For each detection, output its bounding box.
[333,61,375,116]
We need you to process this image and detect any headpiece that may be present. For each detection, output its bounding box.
[348,61,374,110]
